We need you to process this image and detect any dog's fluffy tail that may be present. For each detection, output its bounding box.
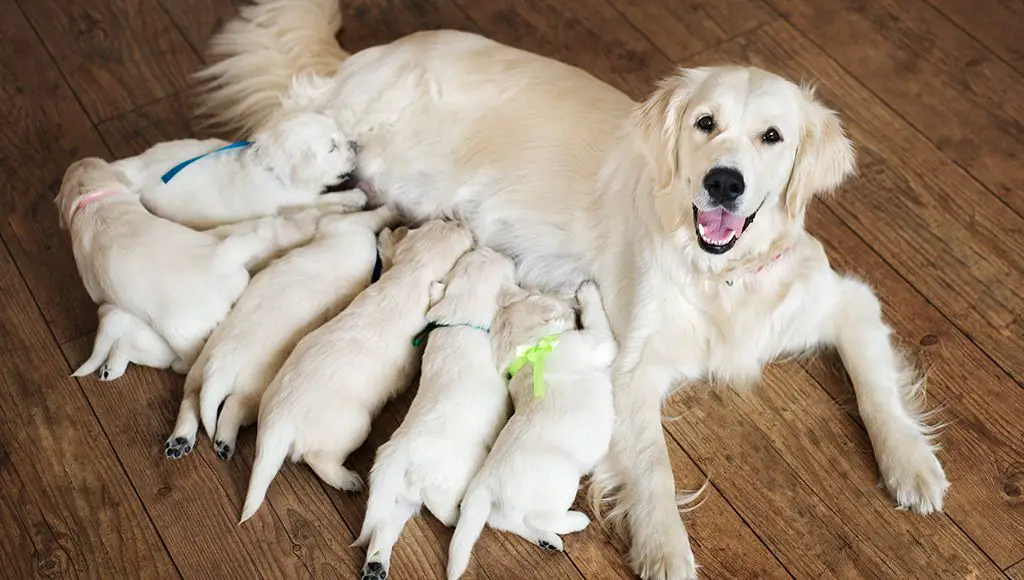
[72,306,125,377]
[193,0,349,136]
[240,419,292,523]
[446,486,490,580]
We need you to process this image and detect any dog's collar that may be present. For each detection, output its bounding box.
[68,189,123,222]
[412,320,490,347]
[506,333,562,398]
[160,140,253,184]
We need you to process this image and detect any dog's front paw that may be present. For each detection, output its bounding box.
[164,435,194,459]
[877,433,949,514]
[97,361,125,381]
[360,560,387,580]
[629,523,697,580]
[214,440,234,461]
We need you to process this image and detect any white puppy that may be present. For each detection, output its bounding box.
[239,220,474,522]
[163,207,403,460]
[57,158,314,375]
[72,304,187,381]
[355,247,517,580]
[112,110,364,229]
[447,281,616,580]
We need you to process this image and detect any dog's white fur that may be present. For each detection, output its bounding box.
[240,220,474,522]
[58,158,312,375]
[196,5,950,578]
[72,304,187,381]
[113,111,363,229]
[447,281,616,580]
[163,207,401,460]
[354,247,516,579]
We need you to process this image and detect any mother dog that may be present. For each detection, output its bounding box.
[195,1,949,577]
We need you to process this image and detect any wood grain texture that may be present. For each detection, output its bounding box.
[607,0,777,61]
[157,0,248,60]
[341,0,479,53]
[924,0,1024,74]
[766,0,1024,217]
[16,0,200,123]
[1009,558,1024,580]
[0,241,178,580]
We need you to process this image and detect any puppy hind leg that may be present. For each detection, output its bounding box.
[213,393,258,461]
[165,390,200,459]
[526,510,591,535]
[304,450,363,492]
[361,498,418,580]
[490,513,563,552]
[98,342,131,381]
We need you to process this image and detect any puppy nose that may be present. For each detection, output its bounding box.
[703,167,745,203]
[348,141,360,154]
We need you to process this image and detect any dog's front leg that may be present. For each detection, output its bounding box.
[829,278,949,513]
[606,363,697,580]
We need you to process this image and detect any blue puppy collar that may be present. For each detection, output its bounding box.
[160,140,253,184]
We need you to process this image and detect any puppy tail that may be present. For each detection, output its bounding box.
[72,306,123,377]
[193,0,348,136]
[353,448,405,547]
[446,486,490,580]
[240,420,292,523]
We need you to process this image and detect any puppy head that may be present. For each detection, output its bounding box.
[55,157,132,228]
[426,247,518,324]
[492,288,576,367]
[634,66,854,258]
[391,220,473,275]
[249,111,358,192]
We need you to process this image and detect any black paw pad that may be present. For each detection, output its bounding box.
[164,436,192,459]
[360,561,387,580]
[538,540,557,551]
[214,440,233,461]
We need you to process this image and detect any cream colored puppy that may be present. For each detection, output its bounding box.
[73,304,187,381]
[113,110,364,229]
[239,220,474,522]
[57,158,310,375]
[355,247,516,580]
[447,282,616,580]
[164,207,402,460]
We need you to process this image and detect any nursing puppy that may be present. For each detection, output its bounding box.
[239,220,474,522]
[355,247,516,580]
[164,207,402,460]
[72,304,187,381]
[57,158,313,372]
[112,110,363,229]
[447,282,616,580]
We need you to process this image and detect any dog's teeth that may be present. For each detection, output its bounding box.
[698,223,706,237]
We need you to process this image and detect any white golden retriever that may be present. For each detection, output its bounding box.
[447,281,616,580]
[239,220,473,522]
[57,158,311,375]
[355,247,516,580]
[72,304,187,381]
[196,3,949,578]
[113,110,364,229]
[163,207,400,460]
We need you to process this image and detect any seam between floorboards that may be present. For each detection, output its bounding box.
[917,0,1024,79]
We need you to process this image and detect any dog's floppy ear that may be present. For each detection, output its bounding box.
[784,85,855,221]
[633,68,709,192]
[499,285,530,308]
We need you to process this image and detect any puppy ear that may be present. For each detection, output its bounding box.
[633,68,708,192]
[427,281,447,309]
[498,285,529,308]
[784,85,855,221]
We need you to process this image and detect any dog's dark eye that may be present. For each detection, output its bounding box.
[328,141,338,153]
[761,127,782,144]
[695,115,715,133]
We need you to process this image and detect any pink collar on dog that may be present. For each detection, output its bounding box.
[69,189,122,222]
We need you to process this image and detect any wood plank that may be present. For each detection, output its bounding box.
[157,0,247,60]
[766,0,1024,217]
[606,0,777,62]
[925,0,1024,75]
[453,0,674,100]
[1009,558,1024,580]
[0,0,112,347]
[17,0,201,122]
[665,371,1003,579]
[683,17,1024,407]
[342,0,480,54]
[62,336,361,578]
[97,92,208,158]
[0,240,178,579]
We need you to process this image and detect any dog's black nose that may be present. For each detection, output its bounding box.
[703,167,745,204]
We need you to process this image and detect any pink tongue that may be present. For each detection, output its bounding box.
[696,208,746,242]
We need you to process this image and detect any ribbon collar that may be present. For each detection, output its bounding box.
[68,189,123,223]
[160,141,252,184]
[506,334,561,398]
[412,320,490,347]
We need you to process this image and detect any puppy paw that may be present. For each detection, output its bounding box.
[337,471,364,493]
[360,561,387,580]
[97,361,124,381]
[163,435,194,459]
[878,434,949,514]
[629,523,697,580]
[537,537,563,552]
[214,440,234,461]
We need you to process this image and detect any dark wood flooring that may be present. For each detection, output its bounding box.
[0,0,1022,578]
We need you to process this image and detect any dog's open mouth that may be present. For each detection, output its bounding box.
[692,205,757,254]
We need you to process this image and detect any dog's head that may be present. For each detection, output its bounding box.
[494,288,576,352]
[392,220,474,275]
[54,157,132,229]
[427,247,518,323]
[634,66,854,258]
[249,111,358,192]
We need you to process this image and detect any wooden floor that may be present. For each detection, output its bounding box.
[1,0,1022,578]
